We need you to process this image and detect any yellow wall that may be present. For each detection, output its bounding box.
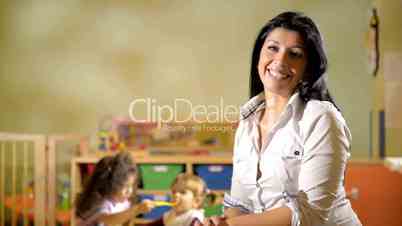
[0,1,377,158]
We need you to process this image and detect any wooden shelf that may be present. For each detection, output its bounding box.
[137,189,228,196]
[74,151,232,163]
[71,152,233,226]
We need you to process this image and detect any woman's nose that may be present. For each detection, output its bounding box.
[273,50,288,64]
[271,52,291,71]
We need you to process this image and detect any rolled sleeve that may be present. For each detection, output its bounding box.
[289,110,350,226]
[283,191,301,226]
[223,193,252,214]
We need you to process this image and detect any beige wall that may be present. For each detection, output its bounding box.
[0,1,376,158]
[372,0,402,156]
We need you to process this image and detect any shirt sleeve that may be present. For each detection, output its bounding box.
[224,120,253,214]
[223,193,252,214]
[98,201,112,214]
[285,110,351,226]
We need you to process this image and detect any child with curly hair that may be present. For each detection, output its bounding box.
[75,152,155,226]
[162,173,208,226]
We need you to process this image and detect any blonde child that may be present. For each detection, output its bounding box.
[75,152,155,226]
[162,173,208,226]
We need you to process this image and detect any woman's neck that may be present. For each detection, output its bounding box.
[264,91,290,115]
[259,91,291,132]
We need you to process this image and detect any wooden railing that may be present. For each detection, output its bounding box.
[0,132,88,226]
[0,133,46,226]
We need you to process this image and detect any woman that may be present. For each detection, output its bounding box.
[204,11,361,226]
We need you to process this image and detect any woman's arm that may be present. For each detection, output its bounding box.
[226,206,291,226]
[225,109,350,226]
[289,110,350,226]
[224,207,244,218]
[202,207,291,226]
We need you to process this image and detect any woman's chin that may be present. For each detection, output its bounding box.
[264,86,295,98]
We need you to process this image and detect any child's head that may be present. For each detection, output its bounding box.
[170,173,207,214]
[75,152,137,217]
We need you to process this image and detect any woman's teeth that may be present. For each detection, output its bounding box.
[269,70,290,79]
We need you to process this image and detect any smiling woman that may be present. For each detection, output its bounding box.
[257,27,307,99]
[201,11,362,226]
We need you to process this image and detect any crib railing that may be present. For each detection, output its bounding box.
[0,132,88,226]
[0,133,46,226]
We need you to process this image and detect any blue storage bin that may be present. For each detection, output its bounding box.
[194,164,233,190]
[138,194,171,220]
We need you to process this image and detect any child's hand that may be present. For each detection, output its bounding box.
[136,199,156,214]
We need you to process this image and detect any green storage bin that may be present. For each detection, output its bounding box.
[140,164,184,190]
[204,204,223,217]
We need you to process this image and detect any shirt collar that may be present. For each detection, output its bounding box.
[240,92,303,120]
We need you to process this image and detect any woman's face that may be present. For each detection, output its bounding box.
[258,27,307,97]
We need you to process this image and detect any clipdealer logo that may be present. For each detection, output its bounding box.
[128,97,240,124]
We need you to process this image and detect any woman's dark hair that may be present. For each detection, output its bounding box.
[250,11,339,110]
[75,152,137,218]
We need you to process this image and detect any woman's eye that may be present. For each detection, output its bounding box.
[289,50,304,59]
[267,45,278,52]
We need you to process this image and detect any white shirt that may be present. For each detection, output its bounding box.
[77,199,130,226]
[224,92,361,226]
[99,199,130,215]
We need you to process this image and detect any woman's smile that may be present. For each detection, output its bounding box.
[258,27,307,97]
[267,67,291,80]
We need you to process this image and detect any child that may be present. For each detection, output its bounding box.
[162,173,207,226]
[75,152,155,226]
